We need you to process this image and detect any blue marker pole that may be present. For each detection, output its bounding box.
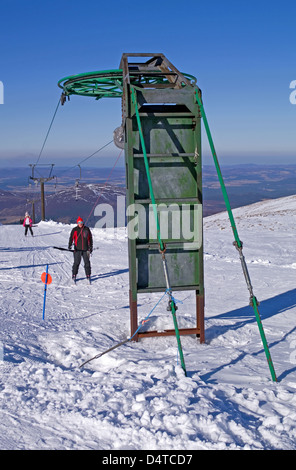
[42,264,49,321]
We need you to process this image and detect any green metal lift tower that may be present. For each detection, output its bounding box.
[59,53,278,381]
[59,53,205,345]
[120,53,204,343]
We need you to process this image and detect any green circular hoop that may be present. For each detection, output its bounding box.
[58,69,197,100]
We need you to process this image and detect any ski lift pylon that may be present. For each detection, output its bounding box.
[75,164,82,201]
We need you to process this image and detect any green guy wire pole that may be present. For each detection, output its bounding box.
[194,89,241,247]
[195,89,277,382]
[131,86,187,376]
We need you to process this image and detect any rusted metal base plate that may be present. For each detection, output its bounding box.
[138,327,200,338]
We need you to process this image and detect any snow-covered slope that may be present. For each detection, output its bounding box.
[0,195,296,450]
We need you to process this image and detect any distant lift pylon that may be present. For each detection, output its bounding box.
[29,164,56,221]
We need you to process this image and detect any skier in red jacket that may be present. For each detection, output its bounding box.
[68,217,93,283]
[23,212,33,236]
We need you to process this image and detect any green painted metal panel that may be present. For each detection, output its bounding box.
[124,83,203,293]
[137,247,200,291]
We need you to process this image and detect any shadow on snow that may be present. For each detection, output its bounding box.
[203,288,296,383]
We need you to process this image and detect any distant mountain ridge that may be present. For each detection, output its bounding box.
[1,164,296,225]
[0,183,126,226]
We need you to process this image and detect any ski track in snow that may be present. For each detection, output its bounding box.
[0,195,296,449]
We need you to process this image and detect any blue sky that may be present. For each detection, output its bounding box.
[0,0,295,170]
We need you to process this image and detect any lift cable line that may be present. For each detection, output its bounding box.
[35,98,60,165]
[80,289,170,369]
[80,148,123,230]
[50,139,116,207]
[30,85,115,184]
[54,139,114,179]
[26,98,60,221]
[27,89,115,211]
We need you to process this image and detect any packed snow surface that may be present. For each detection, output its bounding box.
[1,195,296,450]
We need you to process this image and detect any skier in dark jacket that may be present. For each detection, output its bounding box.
[68,217,93,283]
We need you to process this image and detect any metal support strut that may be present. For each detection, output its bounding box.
[233,241,277,382]
[194,89,277,382]
[159,244,187,376]
[233,241,257,306]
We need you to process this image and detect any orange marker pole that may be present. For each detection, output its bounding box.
[41,265,52,320]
